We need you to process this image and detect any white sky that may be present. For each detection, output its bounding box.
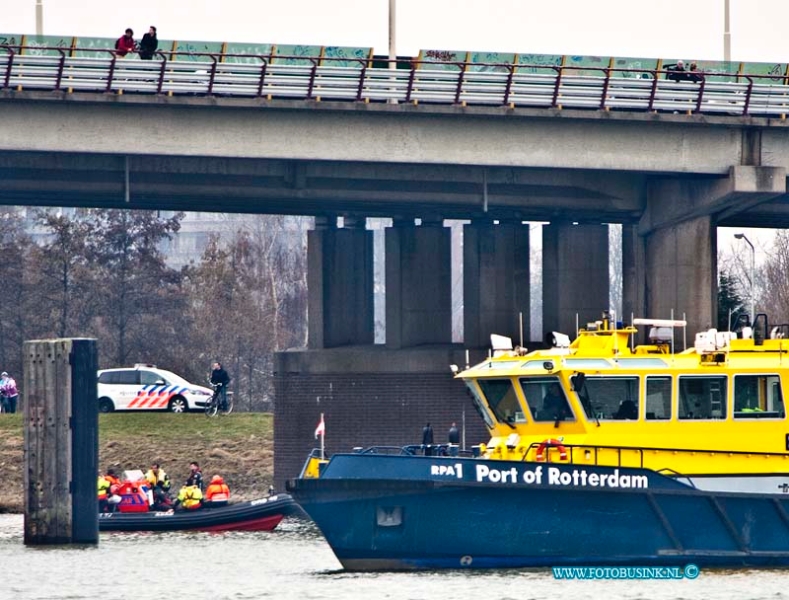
[4,0,789,63]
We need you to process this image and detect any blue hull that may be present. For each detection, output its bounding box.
[288,454,789,571]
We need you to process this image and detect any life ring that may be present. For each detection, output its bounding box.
[535,438,568,462]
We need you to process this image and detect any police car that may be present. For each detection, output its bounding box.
[97,364,213,413]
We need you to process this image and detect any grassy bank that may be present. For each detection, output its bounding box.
[0,413,275,513]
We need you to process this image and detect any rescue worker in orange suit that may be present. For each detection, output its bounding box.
[204,475,231,508]
[174,484,203,511]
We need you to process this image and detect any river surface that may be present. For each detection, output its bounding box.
[1,514,788,600]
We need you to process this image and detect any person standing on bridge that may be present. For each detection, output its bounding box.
[115,28,136,57]
[139,26,158,60]
[666,59,689,82]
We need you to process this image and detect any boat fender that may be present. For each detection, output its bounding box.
[535,438,568,462]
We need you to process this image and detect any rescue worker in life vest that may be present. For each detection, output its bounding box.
[145,463,171,493]
[98,468,122,512]
[174,484,203,511]
[98,472,111,513]
[204,475,231,508]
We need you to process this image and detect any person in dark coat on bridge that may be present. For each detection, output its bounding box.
[666,59,689,82]
[139,26,158,60]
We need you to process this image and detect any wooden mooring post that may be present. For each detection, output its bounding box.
[23,338,98,545]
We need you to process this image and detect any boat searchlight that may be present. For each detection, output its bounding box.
[490,334,514,357]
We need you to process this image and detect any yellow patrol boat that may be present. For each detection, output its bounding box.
[289,312,789,570]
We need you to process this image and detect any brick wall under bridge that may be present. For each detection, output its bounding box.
[273,347,490,490]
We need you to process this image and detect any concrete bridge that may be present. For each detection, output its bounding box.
[2,89,788,485]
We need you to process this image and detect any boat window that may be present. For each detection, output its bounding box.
[581,376,640,420]
[477,379,525,425]
[485,360,523,370]
[645,376,672,420]
[615,358,668,368]
[734,374,786,419]
[519,377,575,423]
[678,376,727,420]
[464,381,496,429]
[564,359,612,369]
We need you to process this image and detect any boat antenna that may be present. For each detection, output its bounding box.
[612,309,618,354]
[519,311,524,349]
[682,312,687,350]
[670,309,675,362]
[465,349,470,370]
[576,313,579,339]
[630,311,635,352]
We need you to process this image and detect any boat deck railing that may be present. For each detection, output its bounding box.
[5,45,789,117]
[522,441,789,474]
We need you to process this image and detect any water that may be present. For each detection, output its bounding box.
[1,514,788,600]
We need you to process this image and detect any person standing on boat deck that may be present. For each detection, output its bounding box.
[0,371,19,414]
[422,423,434,455]
[138,26,157,60]
[448,423,460,444]
[422,423,434,445]
[186,461,204,491]
[210,361,231,412]
[447,422,460,456]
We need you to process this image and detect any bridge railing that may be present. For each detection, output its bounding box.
[2,45,788,117]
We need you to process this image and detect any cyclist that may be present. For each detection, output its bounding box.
[210,361,231,412]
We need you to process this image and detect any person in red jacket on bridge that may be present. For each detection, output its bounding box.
[115,28,136,57]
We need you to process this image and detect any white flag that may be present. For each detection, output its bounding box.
[314,414,325,439]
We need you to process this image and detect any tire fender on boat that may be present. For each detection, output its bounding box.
[535,438,568,462]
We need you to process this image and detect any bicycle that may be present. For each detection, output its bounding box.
[204,383,234,417]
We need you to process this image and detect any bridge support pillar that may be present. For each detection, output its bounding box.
[307,216,374,348]
[385,218,451,348]
[622,224,646,322]
[24,338,98,545]
[463,221,530,348]
[542,223,609,337]
[643,215,717,335]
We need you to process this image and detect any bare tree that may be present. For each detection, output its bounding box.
[759,230,789,320]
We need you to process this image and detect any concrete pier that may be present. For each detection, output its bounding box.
[463,221,530,347]
[307,216,374,348]
[542,223,610,337]
[24,338,98,545]
[385,218,452,348]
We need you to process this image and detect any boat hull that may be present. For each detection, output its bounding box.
[99,494,298,533]
[288,454,789,571]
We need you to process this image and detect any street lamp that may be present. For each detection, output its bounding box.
[723,0,731,63]
[35,0,44,36]
[734,233,755,323]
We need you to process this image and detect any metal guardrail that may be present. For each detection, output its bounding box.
[2,46,789,116]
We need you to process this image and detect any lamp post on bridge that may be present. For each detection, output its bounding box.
[723,0,732,64]
[734,233,755,324]
[35,0,44,36]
